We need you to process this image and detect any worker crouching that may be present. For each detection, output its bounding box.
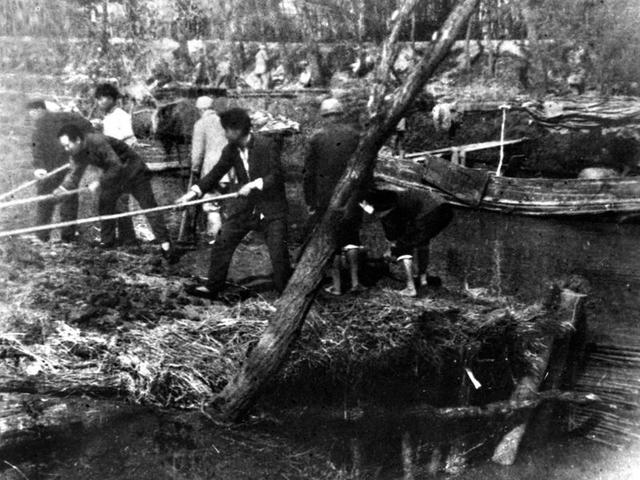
[361,189,453,297]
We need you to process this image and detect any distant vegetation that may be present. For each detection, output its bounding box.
[0,0,639,93]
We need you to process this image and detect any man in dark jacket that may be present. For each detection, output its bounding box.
[28,99,136,244]
[56,125,175,259]
[361,189,453,297]
[27,100,93,242]
[303,98,364,295]
[177,108,292,297]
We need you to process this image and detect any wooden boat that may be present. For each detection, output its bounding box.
[375,153,640,219]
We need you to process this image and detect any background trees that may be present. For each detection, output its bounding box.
[1,0,639,93]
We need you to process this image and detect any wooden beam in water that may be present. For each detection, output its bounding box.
[491,288,587,466]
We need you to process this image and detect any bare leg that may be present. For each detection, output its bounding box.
[399,256,418,297]
[417,244,430,287]
[344,246,364,292]
[326,255,342,295]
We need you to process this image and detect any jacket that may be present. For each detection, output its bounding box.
[380,190,450,255]
[190,110,232,182]
[303,123,360,211]
[196,134,287,220]
[62,133,148,191]
[32,111,93,171]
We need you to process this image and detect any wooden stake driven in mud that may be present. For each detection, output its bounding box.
[216,0,482,421]
[491,288,587,466]
[0,193,240,239]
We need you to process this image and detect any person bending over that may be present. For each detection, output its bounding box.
[56,124,176,261]
[361,189,453,297]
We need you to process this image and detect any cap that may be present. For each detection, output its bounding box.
[195,96,214,109]
[320,98,344,116]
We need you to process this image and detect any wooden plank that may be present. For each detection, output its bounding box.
[419,155,491,206]
[492,288,586,465]
[396,155,640,216]
[404,137,528,159]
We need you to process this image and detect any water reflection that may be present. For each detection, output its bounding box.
[431,209,640,344]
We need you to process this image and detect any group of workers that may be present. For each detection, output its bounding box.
[25,84,453,300]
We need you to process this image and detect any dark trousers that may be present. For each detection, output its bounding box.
[303,205,361,248]
[99,173,169,244]
[207,212,291,293]
[36,171,77,241]
[36,170,135,243]
[115,195,137,244]
[392,204,454,274]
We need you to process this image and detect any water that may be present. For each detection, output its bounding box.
[413,209,640,478]
[299,209,640,479]
[431,209,640,344]
[5,209,640,479]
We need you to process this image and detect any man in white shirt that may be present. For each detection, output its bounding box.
[190,96,232,240]
[93,83,138,244]
[94,83,137,146]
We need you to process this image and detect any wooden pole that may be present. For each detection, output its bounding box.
[0,187,89,211]
[276,390,600,428]
[495,105,509,176]
[491,288,587,466]
[215,0,482,422]
[530,289,587,441]
[0,193,239,239]
[401,431,415,480]
[177,171,197,244]
[0,164,70,202]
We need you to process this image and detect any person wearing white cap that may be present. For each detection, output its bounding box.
[191,96,233,241]
[303,97,364,295]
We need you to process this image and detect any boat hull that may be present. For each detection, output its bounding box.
[374,154,640,221]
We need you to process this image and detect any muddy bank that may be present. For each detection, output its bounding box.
[0,236,567,409]
[0,229,599,479]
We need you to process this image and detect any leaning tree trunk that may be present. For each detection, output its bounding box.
[215,0,482,422]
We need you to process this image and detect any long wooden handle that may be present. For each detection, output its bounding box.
[0,192,240,239]
[0,186,89,210]
[0,164,71,202]
[177,171,197,241]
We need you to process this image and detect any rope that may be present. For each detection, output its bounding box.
[0,192,240,239]
[496,105,510,176]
